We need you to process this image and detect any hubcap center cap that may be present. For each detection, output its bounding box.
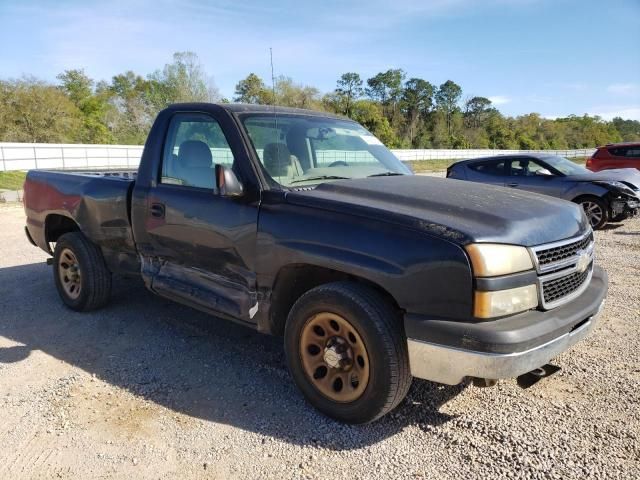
[323,337,352,370]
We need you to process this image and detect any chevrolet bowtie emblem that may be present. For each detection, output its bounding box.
[576,250,591,273]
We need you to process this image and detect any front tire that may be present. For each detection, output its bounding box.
[576,196,608,230]
[284,281,411,423]
[53,232,112,311]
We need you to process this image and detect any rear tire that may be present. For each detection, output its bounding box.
[575,196,608,230]
[53,232,112,311]
[284,281,411,424]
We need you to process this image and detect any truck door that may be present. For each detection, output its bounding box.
[136,111,260,324]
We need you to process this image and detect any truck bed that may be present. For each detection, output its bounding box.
[23,170,137,258]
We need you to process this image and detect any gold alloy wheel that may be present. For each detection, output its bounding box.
[299,312,370,403]
[58,248,82,300]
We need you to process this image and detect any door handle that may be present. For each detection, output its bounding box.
[150,203,165,218]
[507,182,519,187]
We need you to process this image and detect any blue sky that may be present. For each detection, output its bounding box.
[1,0,639,119]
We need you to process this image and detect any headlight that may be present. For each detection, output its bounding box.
[465,244,534,277]
[474,285,539,318]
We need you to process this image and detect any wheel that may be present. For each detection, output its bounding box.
[284,281,411,423]
[576,196,608,230]
[53,232,112,311]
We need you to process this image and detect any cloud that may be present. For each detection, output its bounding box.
[588,107,640,121]
[606,83,639,96]
[488,95,511,105]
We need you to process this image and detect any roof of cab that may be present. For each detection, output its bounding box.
[164,102,347,119]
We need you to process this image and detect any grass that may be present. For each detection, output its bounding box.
[0,171,27,190]
[407,156,589,173]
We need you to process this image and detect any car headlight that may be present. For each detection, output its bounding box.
[474,285,539,319]
[465,244,534,277]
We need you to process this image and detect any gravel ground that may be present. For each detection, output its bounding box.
[0,202,638,479]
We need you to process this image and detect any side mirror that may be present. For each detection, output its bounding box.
[215,164,243,196]
[536,168,553,177]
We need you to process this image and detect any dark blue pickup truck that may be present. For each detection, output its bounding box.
[23,103,608,423]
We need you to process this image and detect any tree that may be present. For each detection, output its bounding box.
[335,72,363,117]
[57,69,112,143]
[401,78,434,145]
[366,69,405,118]
[351,100,399,147]
[435,80,462,136]
[234,73,272,104]
[611,117,640,142]
[463,96,493,128]
[274,76,321,109]
[2,61,638,149]
[148,51,220,105]
[0,77,82,143]
[103,71,155,144]
[485,111,516,149]
[57,69,93,105]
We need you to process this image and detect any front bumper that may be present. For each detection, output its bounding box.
[406,265,608,385]
[611,196,639,218]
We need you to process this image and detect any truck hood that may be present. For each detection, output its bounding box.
[285,175,588,247]
[567,168,640,190]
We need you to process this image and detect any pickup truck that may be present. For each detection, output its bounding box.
[24,103,608,423]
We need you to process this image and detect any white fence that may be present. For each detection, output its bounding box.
[393,148,596,162]
[0,143,144,171]
[0,142,596,172]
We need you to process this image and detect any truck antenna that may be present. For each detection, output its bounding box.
[269,47,281,181]
[269,47,276,105]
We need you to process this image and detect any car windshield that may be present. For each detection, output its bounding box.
[543,155,590,175]
[241,114,412,187]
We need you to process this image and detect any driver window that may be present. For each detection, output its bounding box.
[508,158,546,176]
[161,114,234,189]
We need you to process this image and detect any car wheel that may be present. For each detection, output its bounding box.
[576,196,608,230]
[284,281,411,424]
[53,232,112,311]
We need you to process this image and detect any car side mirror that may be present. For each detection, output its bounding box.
[215,164,243,197]
[536,168,553,177]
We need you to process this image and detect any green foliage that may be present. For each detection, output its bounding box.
[0,55,638,149]
[57,69,113,143]
[234,73,272,104]
[0,77,83,142]
[350,100,399,147]
[0,171,27,190]
[334,73,363,117]
[435,80,462,136]
[273,76,321,109]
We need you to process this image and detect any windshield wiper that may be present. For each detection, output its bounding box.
[367,172,405,177]
[289,175,352,184]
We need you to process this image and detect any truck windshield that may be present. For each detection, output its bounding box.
[241,114,411,187]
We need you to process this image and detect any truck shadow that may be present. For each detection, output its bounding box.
[0,262,463,450]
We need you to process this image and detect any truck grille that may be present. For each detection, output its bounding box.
[535,232,593,268]
[541,264,592,305]
[530,231,595,309]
